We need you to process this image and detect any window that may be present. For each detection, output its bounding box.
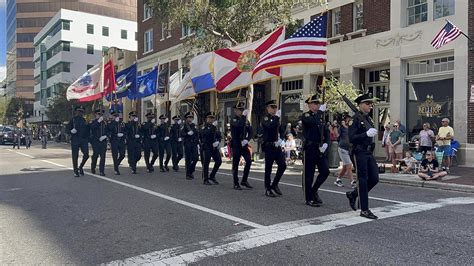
[62,21,70,30]
[161,22,171,39]
[407,0,427,25]
[434,0,454,19]
[87,44,94,55]
[282,80,303,92]
[181,24,194,38]
[87,24,94,34]
[102,26,109,36]
[121,29,127,39]
[46,62,71,78]
[87,65,94,70]
[144,29,153,53]
[144,3,153,20]
[63,42,70,51]
[407,56,454,76]
[368,69,390,102]
[353,0,364,31]
[332,8,341,36]
[46,42,70,59]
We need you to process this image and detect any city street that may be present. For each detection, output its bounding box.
[0,143,473,264]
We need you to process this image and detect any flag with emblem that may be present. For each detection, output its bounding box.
[431,20,462,49]
[67,61,103,102]
[214,27,284,93]
[253,14,327,77]
[107,63,136,101]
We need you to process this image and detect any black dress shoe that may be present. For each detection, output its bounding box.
[91,169,96,174]
[99,172,105,176]
[360,209,378,219]
[74,171,80,177]
[240,181,253,189]
[265,190,276,197]
[160,167,166,172]
[203,180,212,185]
[186,175,194,180]
[209,178,219,185]
[132,169,137,174]
[164,166,170,172]
[114,170,121,175]
[148,167,155,173]
[79,168,84,176]
[233,185,242,190]
[305,201,321,207]
[346,191,357,211]
[313,192,323,204]
[271,185,282,195]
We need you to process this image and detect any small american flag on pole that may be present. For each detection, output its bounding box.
[431,21,462,49]
[252,14,327,76]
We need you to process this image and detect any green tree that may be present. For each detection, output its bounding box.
[323,76,359,114]
[4,97,24,125]
[46,84,94,123]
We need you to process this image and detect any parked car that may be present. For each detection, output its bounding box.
[0,126,26,145]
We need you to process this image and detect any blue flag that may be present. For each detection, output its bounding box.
[129,67,158,99]
[105,64,137,101]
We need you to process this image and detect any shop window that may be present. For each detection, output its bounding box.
[407,0,427,26]
[408,56,454,76]
[353,0,364,31]
[434,0,454,19]
[281,93,303,125]
[406,78,453,140]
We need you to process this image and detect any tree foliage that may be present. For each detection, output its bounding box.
[4,97,24,125]
[46,84,94,123]
[149,0,326,53]
[323,77,359,114]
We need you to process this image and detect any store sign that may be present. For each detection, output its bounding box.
[470,85,474,103]
[418,95,442,117]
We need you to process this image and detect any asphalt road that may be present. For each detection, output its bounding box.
[1,143,473,264]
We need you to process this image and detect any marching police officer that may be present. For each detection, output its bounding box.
[107,111,126,175]
[181,112,199,180]
[301,94,330,207]
[346,93,379,219]
[261,100,286,197]
[200,112,222,185]
[230,102,253,190]
[125,111,142,174]
[157,114,172,172]
[170,116,184,171]
[89,109,108,176]
[141,112,159,173]
[67,106,89,177]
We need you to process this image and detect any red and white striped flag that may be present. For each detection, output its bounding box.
[431,21,462,49]
[253,14,327,77]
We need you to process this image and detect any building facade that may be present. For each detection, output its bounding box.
[5,0,137,114]
[32,9,137,123]
[137,0,472,165]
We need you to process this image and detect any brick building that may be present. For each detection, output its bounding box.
[137,0,472,165]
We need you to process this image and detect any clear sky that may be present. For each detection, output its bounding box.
[0,0,6,82]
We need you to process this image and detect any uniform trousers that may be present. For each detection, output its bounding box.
[143,139,158,169]
[202,147,222,181]
[91,140,107,173]
[349,150,379,211]
[303,144,330,202]
[264,146,286,190]
[232,144,252,186]
[111,140,126,172]
[127,141,142,171]
[71,139,89,171]
[171,141,183,170]
[159,141,172,168]
[184,144,199,176]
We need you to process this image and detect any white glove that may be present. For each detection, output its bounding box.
[117,133,124,137]
[213,141,219,148]
[319,143,328,153]
[178,137,182,142]
[165,118,169,123]
[242,109,249,116]
[115,117,120,122]
[150,134,156,139]
[99,136,107,142]
[151,118,156,123]
[133,117,138,122]
[241,139,249,147]
[135,134,140,139]
[98,116,104,123]
[187,131,194,136]
[366,128,378,137]
[164,136,170,141]
[212,121,218,126]
[319,104,327,112]
[70,128,77,134]
[276,110,281,118]
[177,120,182,125]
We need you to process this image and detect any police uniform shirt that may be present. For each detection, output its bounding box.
[141,121,156,140]
[261,114,282,143]
[67,116,89,141]
[230,115,251,146]
[125,121,141,142]
[182,122,199,144]
[170,123,181,142]
[201,123,221,148]
[158,123,170,142]
[348,111,374,148]
[107,120,126,142]
[90,118,107,141]
[301,110,329,145]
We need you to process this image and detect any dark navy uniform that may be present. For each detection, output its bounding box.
[261,100,286,197]
[89,109,108,176]
[67,106,90,177]
[107,111,126,175]
[125,112,142,174]
[301,95,330,206]
[141,112,159,172]
[170,116,184,171]
[346,93,379,220]
[230,102,253,190]
[181,112,199,179]
[200,112,222,185]
[157,115,172,172]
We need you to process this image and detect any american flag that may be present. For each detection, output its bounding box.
[431,21,462,49]
[253,14,327,76]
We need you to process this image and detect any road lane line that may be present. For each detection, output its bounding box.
[9,150,264,229]
[105,197,474,265]
[15,151,35,159]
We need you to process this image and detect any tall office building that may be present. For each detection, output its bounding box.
[5,0,137,111]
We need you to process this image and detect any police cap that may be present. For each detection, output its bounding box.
[184,112,194,119]
[355,93,376,104]
[265,100,278,108]
[205,112,216,118]
[305,94,321,104]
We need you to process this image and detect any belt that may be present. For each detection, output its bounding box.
[355,144,374,151]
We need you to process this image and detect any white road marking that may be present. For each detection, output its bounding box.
[105,197,474,265]
[15,151,35,158]
[9,150,264,229]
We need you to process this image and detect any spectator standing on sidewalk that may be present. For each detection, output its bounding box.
[40,124,50,149]
[382,124,391,162]
[388,123,403,172]
[436,118,454,172]
[419,123,434,154]
[335,115,355,188]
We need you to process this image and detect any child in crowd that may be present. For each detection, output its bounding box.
[398,151,417,174]
[417,151,447,181]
